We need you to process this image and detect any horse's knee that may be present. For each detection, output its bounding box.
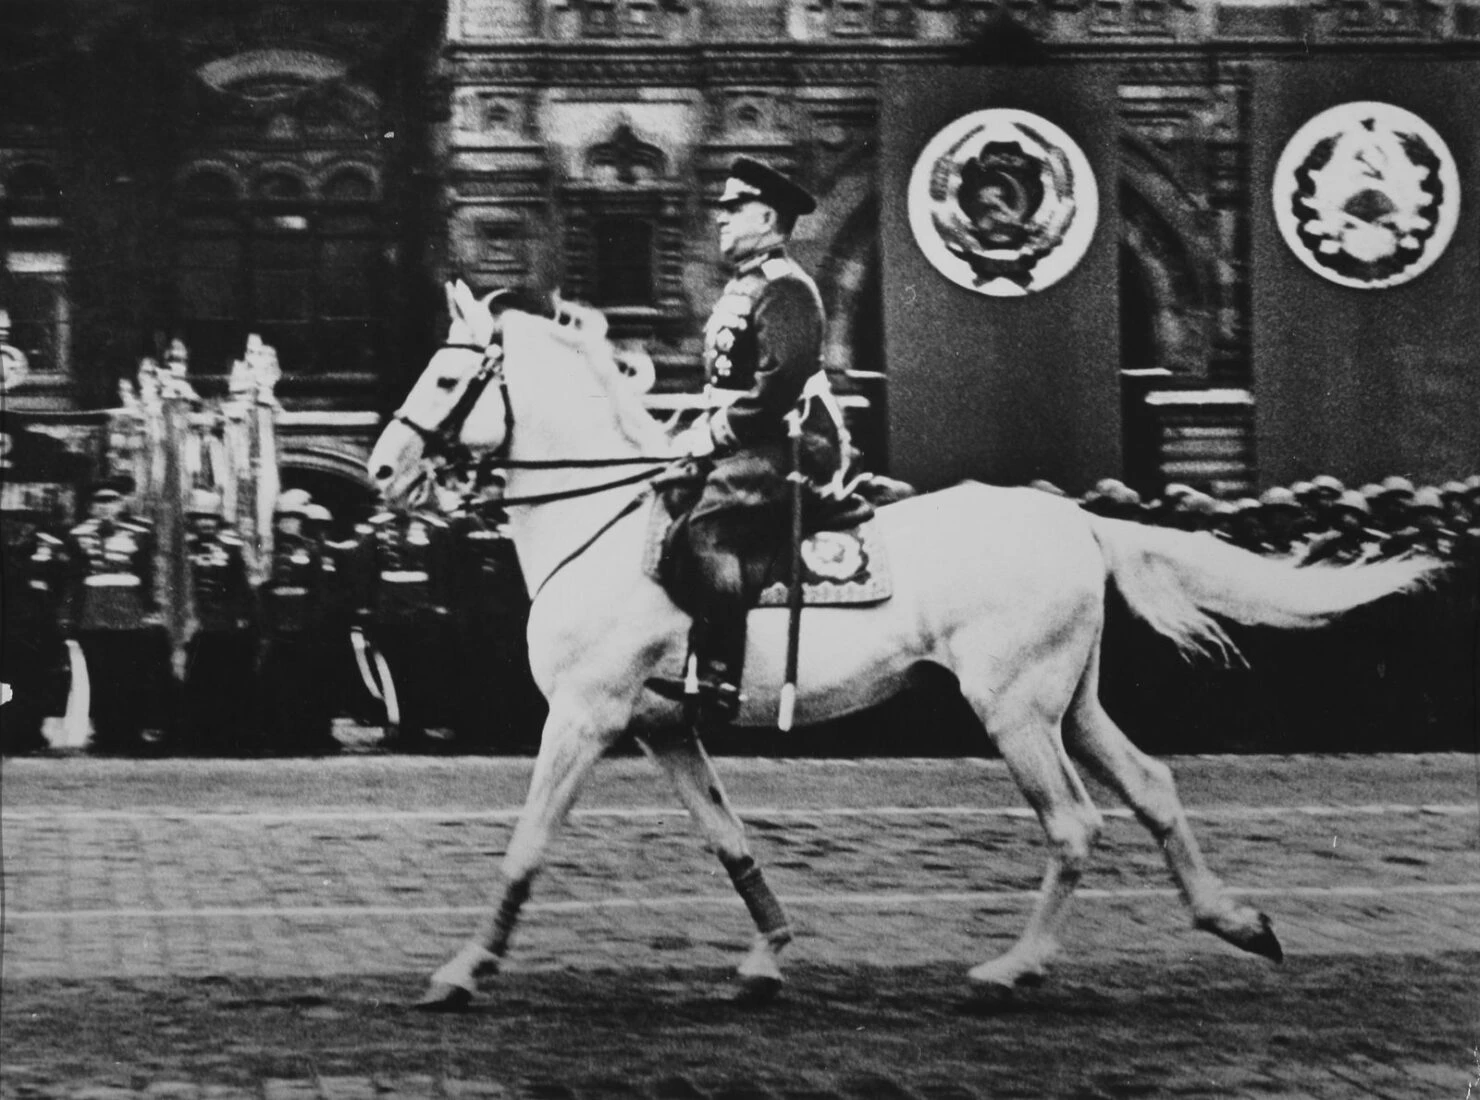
[1044,809,1099,873]
[1132,756,1184,837]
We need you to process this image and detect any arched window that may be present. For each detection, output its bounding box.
[1,162,69,378]
[592,217,654,307]
[173,160,386,377]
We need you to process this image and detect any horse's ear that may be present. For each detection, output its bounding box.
[444,281,461,322]
[450,279,480,321]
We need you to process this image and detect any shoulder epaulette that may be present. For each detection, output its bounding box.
[760,256,794,281]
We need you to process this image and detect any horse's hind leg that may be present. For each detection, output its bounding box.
[1063,642,1283,962]
[417,703,616,1010]
[638,728,792,999]
[955,642,1105,991]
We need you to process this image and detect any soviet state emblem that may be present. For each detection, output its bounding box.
[1273,101,1460,289]
[908,109,1099,296]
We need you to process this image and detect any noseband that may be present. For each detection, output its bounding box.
[393,341,513,469]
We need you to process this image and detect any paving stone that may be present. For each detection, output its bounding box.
[443,1083,514,1099]
[262,1081,320,1100]
[143,1084,203,1100]
[316,1079,377,1100]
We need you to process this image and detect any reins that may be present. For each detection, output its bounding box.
[397,328,688,597]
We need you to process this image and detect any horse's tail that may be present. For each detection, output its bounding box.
[1088,515,1442,665]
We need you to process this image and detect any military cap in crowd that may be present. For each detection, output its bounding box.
[188,489,222,516]
[1026,478,1067,497]
[1411,487,1444,513]
[275,488,315,516]
[1310,474,1345,498]
[1333,489,1371,516]
[89,473,136,499]
[1259,486,1301,510]
[720,156,817,219]
[1378,475,1416,499]
[1290,480,1316,500]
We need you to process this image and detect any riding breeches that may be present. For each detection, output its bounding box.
[684,506,777,689]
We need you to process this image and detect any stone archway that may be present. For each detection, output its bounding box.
[279,449,379,534]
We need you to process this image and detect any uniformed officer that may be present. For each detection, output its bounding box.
[66,479,170,754]
[1302,490,1382,565]
[257,489,339,755]
[180,489,257,755]
[348,507,456,752]
[1,514,73,755]
[1254,486,1310,557]
[647,157,845,726]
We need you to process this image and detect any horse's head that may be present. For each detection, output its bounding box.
[369,280,512,506]
[370,280,670,508]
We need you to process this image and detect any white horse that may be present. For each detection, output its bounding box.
[369,281,1437,1011]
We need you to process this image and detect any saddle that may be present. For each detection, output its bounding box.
[644,470,897,611]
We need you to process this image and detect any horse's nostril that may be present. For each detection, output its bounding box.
[374,465,393,482]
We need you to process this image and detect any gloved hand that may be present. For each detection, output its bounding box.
[672,416,716,458]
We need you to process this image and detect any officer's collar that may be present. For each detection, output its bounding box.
[733,245,787,277]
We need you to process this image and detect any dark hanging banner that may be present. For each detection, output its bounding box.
[1251,59,1480,487]
[878,64,1121,494]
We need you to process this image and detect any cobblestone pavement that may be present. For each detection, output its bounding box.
[1,753,1477,1099]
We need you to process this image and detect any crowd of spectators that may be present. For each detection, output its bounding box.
[1048,473,1480,565]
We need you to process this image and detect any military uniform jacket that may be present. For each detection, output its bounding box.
[347,511,454,627]
[188,525,253,633]
[66,517,157,632]
[696,247,843,518]
[261,532,328,636]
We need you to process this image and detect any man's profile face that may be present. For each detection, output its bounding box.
[717,195,776,263]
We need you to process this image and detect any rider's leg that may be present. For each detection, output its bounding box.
[418,701,616,1008]
[1063,644,1282,961]
[638,728,792,995]
[684,514,749,722]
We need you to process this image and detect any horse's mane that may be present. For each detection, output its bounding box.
[507,302,671,456]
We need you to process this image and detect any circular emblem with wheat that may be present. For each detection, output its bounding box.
[908,109,1099,297]
[1273,101,1460,289]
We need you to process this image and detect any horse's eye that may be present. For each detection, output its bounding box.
[436,377,459,392]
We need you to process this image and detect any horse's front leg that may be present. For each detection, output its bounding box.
[639,727,793,1000]
[416,702,615,1010]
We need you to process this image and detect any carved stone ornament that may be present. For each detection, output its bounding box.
[1272,101,1460,289]
[907,108,1099,296]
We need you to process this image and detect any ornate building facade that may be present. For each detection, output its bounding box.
[4,0,1479,512]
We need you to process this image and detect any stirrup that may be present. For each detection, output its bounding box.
[644,674,741,726]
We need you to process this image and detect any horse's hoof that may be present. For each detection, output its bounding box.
[1245,913,1284,964]
[413,982,473,1012]
[1201,909,1284,964]
[734,974,784,1004]
[966,959,1047,994]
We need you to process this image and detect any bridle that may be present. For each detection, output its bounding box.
[392,341,512,472]
[390,330,693,599]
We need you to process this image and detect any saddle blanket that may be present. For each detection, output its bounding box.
[643,503,892,607]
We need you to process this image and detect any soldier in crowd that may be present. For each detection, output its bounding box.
[1254,486,1309,556]
[65,479,172,754]
[1301,490,1382,565]
[347,506,457,752]
[1438,481,1473,532]
[257,489,339,755]
[180,489,257,755]
[1304,474,1347,529]
[1379,486,1456,559]
[1,511,73,755]
[1081,478,1143,520]
[1369,476,1417,533]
